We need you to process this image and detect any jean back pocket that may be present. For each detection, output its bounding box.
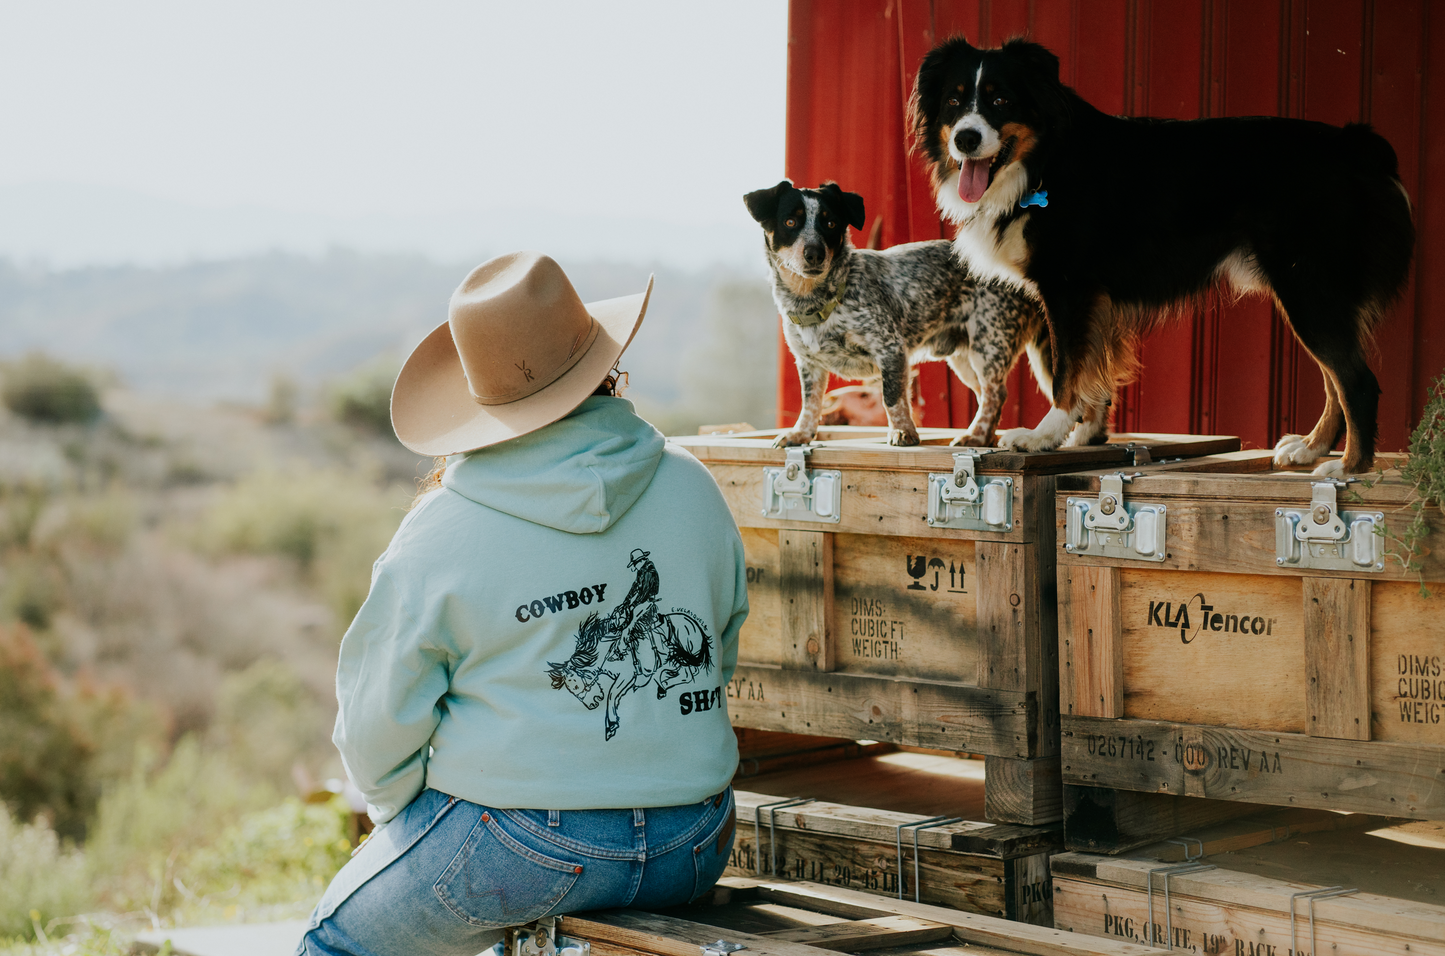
[434,810,583,928]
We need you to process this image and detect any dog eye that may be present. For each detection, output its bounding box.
[826,220,835,228]
[947,97,960,107]
[993,97,1008,106]
[785,219,796,227]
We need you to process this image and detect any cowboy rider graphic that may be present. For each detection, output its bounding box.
[607,548,660,647]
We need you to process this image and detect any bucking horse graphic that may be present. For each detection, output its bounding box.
[546,549,713,740]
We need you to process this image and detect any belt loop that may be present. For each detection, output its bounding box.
[634,808,646,827]
[547,810,560,827]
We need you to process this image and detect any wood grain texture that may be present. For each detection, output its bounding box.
[1369,581,1445,745]
[780,530,834,672]
[758,916,954,949]
[1304,577,1372,740]
[1051,852,1445,954]
[726,664,1035,756]
[1117,570,1305,731]
[984,755,1062,826]
[830,534,978,681]
[1062,714,1445,819]
[740,880,1161,956]
[559,912,848,956]
[1059,566,1122,719]
[739,527,783,665]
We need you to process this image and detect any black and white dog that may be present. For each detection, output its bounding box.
[744,179,1047,448]
[910,37,1415,474]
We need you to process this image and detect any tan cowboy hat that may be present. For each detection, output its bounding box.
[392,251,653,456]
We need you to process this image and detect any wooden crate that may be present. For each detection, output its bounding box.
[727,789,1061,925]
[1054,450,1445,850]
[552,875,1157,956]
[672,428,1237,826]
[1051,819,1445,956]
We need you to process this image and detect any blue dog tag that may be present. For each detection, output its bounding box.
[1020,189,1048,209]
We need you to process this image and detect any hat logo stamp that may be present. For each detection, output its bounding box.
[516,359,534,383]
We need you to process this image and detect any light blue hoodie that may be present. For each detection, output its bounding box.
[333,397,747,824]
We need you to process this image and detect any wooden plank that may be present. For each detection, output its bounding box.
[1062,715,1445,819]
[1052,852,1445,951]
[1126,809,1387,862]
[1003,851,1055,926]
[725,819,1011,917]
[1060,566,1122,719]
[831,534,978,682]
[758,915,954,949]
[1304,577,1372,740]
[559,912,850,956]
[1060,785,1266,855]
[736,752,988,823]
[742,880,1161,956]
[739,527,782,665]
[1116,569,1305,732]
[1369,581,1445,744]
[731,790,1059,858]
[977,542,1038,692]
[984,756,1062,826]
[725,664,1035,756]
[780,530,834,672]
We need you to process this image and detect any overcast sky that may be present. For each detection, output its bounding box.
[0,1,788,267]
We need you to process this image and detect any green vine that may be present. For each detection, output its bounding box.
[1352,372,1445,596]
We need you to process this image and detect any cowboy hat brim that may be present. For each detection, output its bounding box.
[391,276,653,456]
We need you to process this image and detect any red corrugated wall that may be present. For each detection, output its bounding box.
[778,0,1442,453]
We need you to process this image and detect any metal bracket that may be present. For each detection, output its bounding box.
[1064,473,1168,562]
[927,451,1013,531]
[752,797,814,876]
[1125,442,1153,466]
[1289,886,1357,956]
[702,943,747,956]
[895,815,963,903]
[1144,860,1216,951]
[1275,480,1383,572]
[761,448,841,523]
[514,918,590,956]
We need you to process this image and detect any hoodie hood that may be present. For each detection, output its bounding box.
[441,396,665,534]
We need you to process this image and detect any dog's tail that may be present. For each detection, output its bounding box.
[1338,123,1415,337]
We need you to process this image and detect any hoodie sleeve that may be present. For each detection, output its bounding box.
[332,559,452,825]
[717,527,748,687]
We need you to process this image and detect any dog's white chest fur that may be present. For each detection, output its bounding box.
[936,165,1036,295]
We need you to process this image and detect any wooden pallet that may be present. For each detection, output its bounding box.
[674,429,1236,826]
[553,875,1156,956]
[1051,819,1445,956]
[1054,450,1445,849]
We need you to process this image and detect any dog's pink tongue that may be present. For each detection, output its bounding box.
[958,158,990,204]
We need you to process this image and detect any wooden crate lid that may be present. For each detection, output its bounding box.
[671,431,1240,475]
[733,789,1059,859]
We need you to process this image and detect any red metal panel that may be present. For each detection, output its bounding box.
[779,0,1436,453]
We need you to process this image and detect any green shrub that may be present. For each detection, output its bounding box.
[0,355,102,425]
[327,357,399,437]
[0,803,90,942]
[210,659,328,790]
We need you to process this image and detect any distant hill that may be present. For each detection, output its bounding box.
[0,251,778,433]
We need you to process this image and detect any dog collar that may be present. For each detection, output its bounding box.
[787,273,848,327]
[1020,188,1049,209]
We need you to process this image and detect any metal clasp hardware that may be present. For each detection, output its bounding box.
[1064,473,1167,562]
[1124,442,1153,466]
[761,447,841,523]
[1144,859,1216,951]
[1289,886,1357,956]
[513,918,590,956]
[702,943,747,956]
[927,451,1013,531]
[1275,480,1383,571]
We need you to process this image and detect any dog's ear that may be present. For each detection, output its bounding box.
[819,182,866,231]
[743,180,792,227]
[1000,38,1060,84]
[908,35,978,157]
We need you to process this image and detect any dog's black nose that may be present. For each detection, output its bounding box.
[955,127,983,154]
[803,243,826,267]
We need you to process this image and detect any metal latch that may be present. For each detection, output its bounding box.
[1276,480,1383,571]
[927,450,1012,531]
[761,447,841,523]
[701,942,747,956]
[513,918,590,956]
[1064,472,1168,562]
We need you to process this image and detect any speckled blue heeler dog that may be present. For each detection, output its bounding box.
[745,179,1048,448]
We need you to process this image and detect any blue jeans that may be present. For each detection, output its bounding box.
[297,788,736,956]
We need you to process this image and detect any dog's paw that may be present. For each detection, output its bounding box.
[1311,457,1346,478]
[1272,434,1322,468]
[996,426,1064,453]
[772,429,815,448]
[949,429,992,447]
[889,426,921,447]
